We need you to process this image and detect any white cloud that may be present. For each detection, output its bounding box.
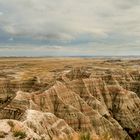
[0,0,139,41]
[0,0,140,56]
[0,43,139,56]
[0,11,3,15]
[8,37,14,41]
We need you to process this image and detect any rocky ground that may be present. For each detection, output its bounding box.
[0,57,140,140]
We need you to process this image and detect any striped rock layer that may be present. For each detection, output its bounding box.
[0,66,140,140]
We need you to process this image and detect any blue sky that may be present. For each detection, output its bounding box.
[0,0,140,56]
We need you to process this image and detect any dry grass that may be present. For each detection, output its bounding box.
[7,120,27,139]
[52,132,112,140]
[0,57,139,81]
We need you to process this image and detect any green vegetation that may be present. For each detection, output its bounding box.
[13,131,27,139]
[8,120,27,139]
[80,132,91,140]
[135,134,140,140]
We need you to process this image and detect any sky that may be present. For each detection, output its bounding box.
[0,0,140,56]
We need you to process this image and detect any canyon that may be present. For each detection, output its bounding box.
[0,58,140,140]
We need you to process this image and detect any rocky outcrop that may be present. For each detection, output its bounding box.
[0,110,74,140]
[0,60,140,140]
[0,79,16,109]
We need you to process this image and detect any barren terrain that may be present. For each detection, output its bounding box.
[0,57,140,140]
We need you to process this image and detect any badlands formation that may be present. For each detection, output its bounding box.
[0,58,140,140]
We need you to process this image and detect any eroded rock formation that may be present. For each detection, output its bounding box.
[0,59,140,140]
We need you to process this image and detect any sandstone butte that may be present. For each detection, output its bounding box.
[0,58,140,140]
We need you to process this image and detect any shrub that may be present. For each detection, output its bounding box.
[13,131,27,139]
[80,132,91,140]
[135,134,140,140]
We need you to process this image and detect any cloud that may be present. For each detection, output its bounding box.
[112,0,140,9]
[0,11,3,15]
[8,37,14,41]
[0,0,139,40]
[0,0,140,56]
[0,42,139,56]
